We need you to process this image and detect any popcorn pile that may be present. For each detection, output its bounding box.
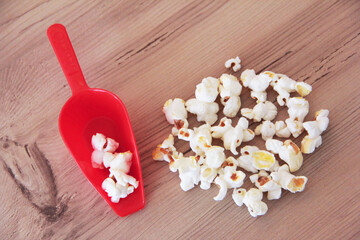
[91,133,139,203]
[153,56,329,217]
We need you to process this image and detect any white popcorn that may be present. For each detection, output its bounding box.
[200,164,218,190]
[237,146,276,172]
[241,69,272,102]
[178,124,212,156]
[195,77,220,103]
[163,98,188,125]
[91,150,104,169]
[237,146,260,173]
[211,117,254,155]
[265,139,303,172]
[250,170,282,200]
[171,155,201,191]
[91,133,119,153]
[243,188,268,217]
[103,151,132,173]
[271,73,296,106]
[221,156,238,172]
[275,120,291,138]
[102,178,134,203]
[287,97,309,122]
[279,139,303,172]
[92,133,107,151]
[232,188,246,206]
[243,128,256,142]
[241,101,277,122]
[213,177,228,201]
[186,98,219,125]
[110,168,139,189]
[301,109,330,154]
[225,56,241,72]
[219,74,242,98]
[285,118,304,138]
[315,109,330,132]
[218,74,242,117]
[221,169,246,188]
[221,95,241,118]
[205,146,226,169]
[254,120,276,140]
[265,139,283,154]
[270,73,312,106]
[271,165,308,193]
[152,134,178,163]
[295,82,312,97]
[171,119,189,136]
[103,138,120,153]
[251,150,277,171]
[301,135,322,154]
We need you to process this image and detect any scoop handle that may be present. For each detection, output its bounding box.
[47,24,88,95]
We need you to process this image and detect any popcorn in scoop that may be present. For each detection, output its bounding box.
[91,133,138,203]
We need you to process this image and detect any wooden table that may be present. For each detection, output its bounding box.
[1,1,359,239]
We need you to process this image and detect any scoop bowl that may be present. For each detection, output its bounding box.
[48,24,145,217]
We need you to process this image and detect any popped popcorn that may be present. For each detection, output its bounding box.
[285,118,304,138]
[241,101,277,122]
[178,124,212,156]
[152,134,178,163]
[219,74,242,117]
[214,177,228,201]
[221,95,241,118]
[211,117,254,155]
[219,74,242,98]
[163,98,188,125]
[200,164,218,190]
[265,139,303,172]
[214,170,246,201]
[287,97,309,122]
[204,146,226,168]
[103,151,132,173]
[275,120,291,138]
[91,133,120,168]
[237,146,277,172]
[102,178,134,203]
[240,69,272,102]
[195,77,220,103]
[243,188,268,217]
[254,120,276,140]
[270,165,308,193]
[269,73,312,106]
[171,155,201,191]
[232,188,246,206]
[301,109,330,153]
[237,146,260,173]
[91,133,138,203]
[225,56,241,72]
[101,169,139,202]
[162,98,189,136]
[301,136,322,154]
[186,98,219,125]
[153,59,329,218]
[110,168,139,189]
[250,170,282,200]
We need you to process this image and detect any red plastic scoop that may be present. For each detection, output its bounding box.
[47,24,145,216]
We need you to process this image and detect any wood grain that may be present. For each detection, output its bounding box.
[1,0,360,239]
